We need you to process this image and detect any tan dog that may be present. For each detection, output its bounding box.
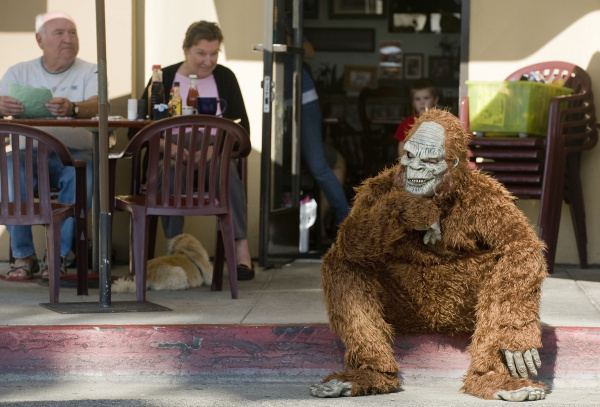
[112,233,213,293]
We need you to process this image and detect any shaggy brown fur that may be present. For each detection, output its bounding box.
[320,108,548,399]
[112,233,213,292]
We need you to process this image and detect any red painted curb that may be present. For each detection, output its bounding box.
[0,325,598,382]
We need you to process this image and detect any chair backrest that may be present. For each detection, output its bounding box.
[357,85,408,176]
[504,61,591,95]
[121,115,251,216]
[0,123,76,225]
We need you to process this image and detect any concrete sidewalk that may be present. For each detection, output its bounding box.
[0,260,598,327]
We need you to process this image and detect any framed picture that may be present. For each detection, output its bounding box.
[343,65,377,92]
[429,56,454,80]
[330,0,387,19]
[304,28,375,52]
[304,0,319,19]
[404,53,423,79]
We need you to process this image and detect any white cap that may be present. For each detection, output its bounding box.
[35,11,76,34]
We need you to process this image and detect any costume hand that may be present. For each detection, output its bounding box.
[309,379,352,398]
[0,96,24,117]
[46,97,72,117]
[502,348,541,378]
[423,220,441,244]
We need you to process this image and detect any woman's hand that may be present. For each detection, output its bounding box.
[193,145,214,168]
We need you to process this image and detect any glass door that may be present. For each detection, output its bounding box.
[257,0,304,267]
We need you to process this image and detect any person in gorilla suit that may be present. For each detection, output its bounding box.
[311,108,548,402]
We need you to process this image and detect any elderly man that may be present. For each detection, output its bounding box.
[0,11,97,279]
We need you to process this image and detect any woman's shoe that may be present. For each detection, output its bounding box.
[236,263,255,281]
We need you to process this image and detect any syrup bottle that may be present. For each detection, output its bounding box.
[186,74,199,109]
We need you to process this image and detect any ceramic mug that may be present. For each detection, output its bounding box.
[182,106,198,115]
[197,97,227,115]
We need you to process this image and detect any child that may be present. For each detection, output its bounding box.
[394,78,439,156]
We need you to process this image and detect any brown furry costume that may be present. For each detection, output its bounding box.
[318,109,548,400]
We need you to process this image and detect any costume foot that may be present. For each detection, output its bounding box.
[310,379,352,398]
[5,255,39,279]
[493,386,546,402]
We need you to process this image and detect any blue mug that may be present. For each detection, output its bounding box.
[197,97,227,115]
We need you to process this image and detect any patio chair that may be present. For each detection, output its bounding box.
[0,123,88,302]
[110,115,251,300]
[358,85,409,177]
[460,61,598,273]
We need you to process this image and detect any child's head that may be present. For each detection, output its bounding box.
[410,78,439,115]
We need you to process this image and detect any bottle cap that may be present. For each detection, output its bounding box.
[152,64,161,69]
[189,74,197,79]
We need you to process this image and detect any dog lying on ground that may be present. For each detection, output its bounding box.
[112,233,213,293]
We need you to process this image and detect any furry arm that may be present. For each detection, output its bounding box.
[337,168,441,264]
[460,175,547,352]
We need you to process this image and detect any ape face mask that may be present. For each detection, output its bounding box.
[400,121,448,197]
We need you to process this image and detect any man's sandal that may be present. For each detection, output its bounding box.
[40,252,68,279]
[4,255,40,280]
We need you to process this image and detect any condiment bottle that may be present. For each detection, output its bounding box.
[168,82,182,117]
[148,64,165,119]
[186,74,199,108]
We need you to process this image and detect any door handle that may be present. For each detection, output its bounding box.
[253,43,288,53]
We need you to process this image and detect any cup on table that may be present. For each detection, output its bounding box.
[182,106,198,116]
[136,99,147,120]
[127,99,138,120]
[197,97,227,115]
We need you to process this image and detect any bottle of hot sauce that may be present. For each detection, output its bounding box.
[186,74,198,109]
[168,82,182,117]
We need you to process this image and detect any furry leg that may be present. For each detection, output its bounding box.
[319,249,400,396]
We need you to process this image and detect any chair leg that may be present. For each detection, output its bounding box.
[76,210,88,296]
[218,215,238,299]
[148,215,158,260]
[566,153,588,268]
[211,229,225,292]
[46,220,62,304]
[130,208,149,301]
[538,141,565,275]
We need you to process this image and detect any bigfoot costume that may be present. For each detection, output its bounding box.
[311,109,548,401]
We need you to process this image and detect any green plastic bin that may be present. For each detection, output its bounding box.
[466,81,573,136]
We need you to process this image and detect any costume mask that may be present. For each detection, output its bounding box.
[400,121,448,197]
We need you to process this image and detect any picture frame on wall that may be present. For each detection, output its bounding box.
[343,65,377,92]
[330,0,387,19]
[304,0,319,19]
[404,53,423,79]
[304,28,375,52]
[429,56,454,80]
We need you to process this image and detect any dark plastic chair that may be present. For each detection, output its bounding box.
[460,61,598,273]
[110,115,251,300]
[358,85,409,177]
[0,123,88,302]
